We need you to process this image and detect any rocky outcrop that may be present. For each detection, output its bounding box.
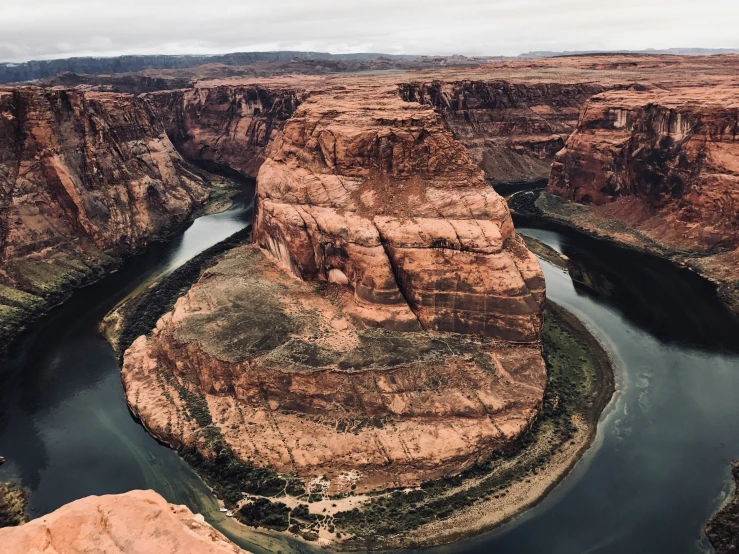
[0,490,248,553]
[120,80,547,496]
[254,83,545,341]
[145,85,305,177]
[545,87,739,312]
[122,244,547,493]
[548,86,739,251]
[399,81,604,186]
[0,86,218,346]
[706,461,739,554]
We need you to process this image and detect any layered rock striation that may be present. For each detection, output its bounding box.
[399,81,604,186]
[0,87,217,345]
[121,81,548,495]
[122,244,546,493]
[145,85,306,177]
[0,490,248,553]
[254,84,545,341]
[549,86,739,251]
[546,87,739,310]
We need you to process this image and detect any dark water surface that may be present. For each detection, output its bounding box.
[2,202,739,553]
[422,223,739,554]
[0,189,310,553]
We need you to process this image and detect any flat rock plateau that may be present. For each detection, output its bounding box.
[2,52,739,551]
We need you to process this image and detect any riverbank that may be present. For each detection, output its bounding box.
[101,224,253,358]
[706,461,739,554]
[0,181,241,359]
[108,232,614,552]
[509,190,739,316]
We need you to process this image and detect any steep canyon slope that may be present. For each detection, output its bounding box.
[0,86,224,346]
[546,85,739,310]
[399,81,603,186]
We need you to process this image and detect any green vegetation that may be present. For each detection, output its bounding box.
[116,226,253,357]
[238,498,291,531]
[338,329,479,370]
[0,482,28,528]
[0,252,115,352]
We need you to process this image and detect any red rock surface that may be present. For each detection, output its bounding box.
[549,87,739,251]
[399,81,604,185]
[146,85,305,177]
[0,86,216,344]
[120,78,548,495]
[254,83,545,341]
[0,490,247,554]
[122,244,546,493]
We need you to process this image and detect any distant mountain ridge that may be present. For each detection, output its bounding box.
[0,51,418,84]
[520,48,739,58]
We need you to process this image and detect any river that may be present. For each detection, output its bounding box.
[1,198,738,553]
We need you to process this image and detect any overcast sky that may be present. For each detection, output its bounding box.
[1,0,738,62]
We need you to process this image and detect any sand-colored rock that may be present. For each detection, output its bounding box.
[122,245,547,493]
[0,490,247,554]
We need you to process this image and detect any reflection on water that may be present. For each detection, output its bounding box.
[2,201,739,554]
[417,224,739,554]
[0,188,309,553]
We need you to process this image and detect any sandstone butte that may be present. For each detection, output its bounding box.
[3,52,739,542]
[0,490,248,554]
[121,80,549,494]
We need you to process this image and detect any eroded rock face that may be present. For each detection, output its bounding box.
[399,81,604,186]
[0,490,247,554]
[0,87,214,344]
[122,245,546,493]
[146,85,305,177]
[121,80,547,495]
[548,87,739,251]
[254,84,545,342]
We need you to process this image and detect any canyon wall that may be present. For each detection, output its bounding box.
[145,84,305,177]
[0,490,248,553]
[0,86,216,346]
[548,87,739,251]
[399,81,604,186]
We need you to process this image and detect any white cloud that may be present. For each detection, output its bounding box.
[0,0,737,62]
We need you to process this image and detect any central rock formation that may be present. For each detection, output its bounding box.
[0,490,248,553]
[255,84,545,341]
[121,81,547,495]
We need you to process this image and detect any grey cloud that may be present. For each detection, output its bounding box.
[1,0,737,62]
